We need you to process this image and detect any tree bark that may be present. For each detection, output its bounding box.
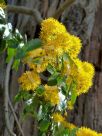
[0,0,102,135]
[68,0,102,132]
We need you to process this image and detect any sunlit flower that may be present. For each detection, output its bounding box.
[66,59,95,95]
[52,113,65,123]
[63,35,82,58]
[18,71,41,91]
[67,101,74,110]
[40,18,67,43]
[76,127,98,136]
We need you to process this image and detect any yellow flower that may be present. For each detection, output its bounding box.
[52,112,76,130]
[42,32,82,59]
[66,59,95,95]
[82,61,95,78]
[67,101,74,110]
[44,85,60,105]
[76,127,98,136]
[40,18,67,43]
[18,71,41,91]
[63,35,82,58]
[52,113,65,123]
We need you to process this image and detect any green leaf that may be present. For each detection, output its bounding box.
[14,91,32,103]
[25,38,42,52]
[47,64,56,74]
[15,38,42,59]
[57,75,66,86]
[70,82,77,104]
[36,85,45,96]
[39,120,50,132]
[6,48,15,63]
[61,83,69,96]
[12,59,20,71]
[69,128,79,136]
[48,72,59,86]
[7,38,18,48]
[15,47,26,59]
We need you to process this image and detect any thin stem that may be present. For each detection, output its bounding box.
[4,58,24,136]
[9,99,24,136]
[4,58,16,136]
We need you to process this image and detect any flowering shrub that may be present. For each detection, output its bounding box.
[17,18,96,135]
[0,4,102,136]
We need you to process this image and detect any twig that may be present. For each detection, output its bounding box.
[6,5,43,24]
[8,99,24,136]
[4,58,24,136]
[4,58,16,136]
[52,0,75,19]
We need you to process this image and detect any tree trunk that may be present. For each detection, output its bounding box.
[0,0,102,135]
[68,0,102,132]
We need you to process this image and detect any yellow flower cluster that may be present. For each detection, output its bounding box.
[44,85,59,105]
[18,71,41,91]
[19,18,94,104]
[40,18,82,59]
[66,59,95,95]
[52,114,102,135]
[40,18,67,43]
[76,127,102,136]
[24,48,48,73]
[52,112,76,130]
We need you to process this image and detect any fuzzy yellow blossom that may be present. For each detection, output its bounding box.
[18,71,41,91]
[52,113,76,130]
[42,32,81,59]
[67,101,74,110]
[44,85,59,105]
[76,127,98,136]
[82,61,95,78]
[40,18,67,43]
[40,18,82,59]
[67,59,95,95]
[63,35,82,58]
[76,61,95,95]
[52,113,65,123]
